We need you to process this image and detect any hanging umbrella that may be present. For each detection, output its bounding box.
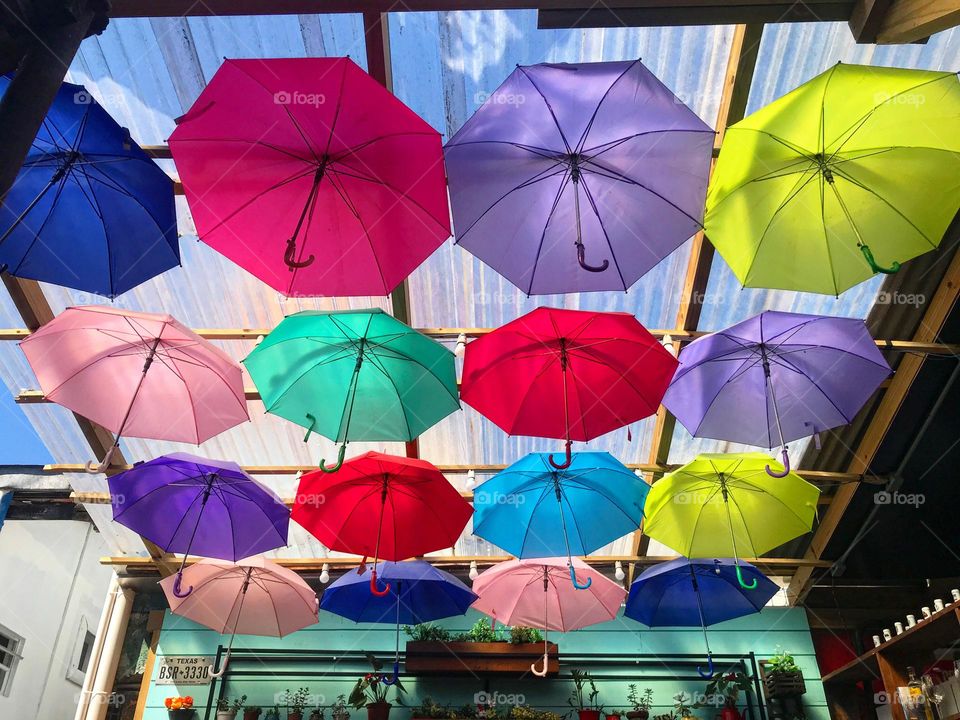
[20,306,249,471]
[0,76,179,297]
[705,63,960,295]
[473,451,647,589]
[472,557,625,677]
[642,453,820,589]
[161,557,318,676]
[662,311,891,476]
[321,560,477,685]
[244,309,459,472]
[625,558,778,677]
[292,451,472,594]
[461,306,677,467]
[110,453,290,597]
[444,59,713,295]
[168,57,450,297]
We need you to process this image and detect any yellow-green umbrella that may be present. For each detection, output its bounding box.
[706,63,960,295]
[642,453,820,588]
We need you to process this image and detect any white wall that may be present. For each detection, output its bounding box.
[0,518,114,720]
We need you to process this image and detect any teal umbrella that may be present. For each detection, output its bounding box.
[244,309,459,471]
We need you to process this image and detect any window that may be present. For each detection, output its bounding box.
[66,619,96,685]
[0,624,24,697]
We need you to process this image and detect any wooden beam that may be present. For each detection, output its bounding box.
[537,3,851,28]
[849,0,894,41]
[876,0,960,43]
[787,247,960,604]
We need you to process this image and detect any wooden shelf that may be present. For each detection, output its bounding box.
[404,641,559,676]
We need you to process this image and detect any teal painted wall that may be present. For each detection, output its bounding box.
[144,608,826,720]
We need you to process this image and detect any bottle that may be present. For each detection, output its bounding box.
[905,667,924,720]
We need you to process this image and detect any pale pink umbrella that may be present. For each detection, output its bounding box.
[20,306,249,471]
[161,557,318,676]
[471,557,625,677]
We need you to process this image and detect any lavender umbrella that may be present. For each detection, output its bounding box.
[663,311,891,476]
[109,453,290,597]
[444,60,713,295]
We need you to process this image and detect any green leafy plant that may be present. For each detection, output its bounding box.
[508,626,543,644]
[627,687,653,713]
[349,656,406,708]
[568,669,601,712]
[510,707,562,720]
[703,671,752,708]
[330,695,350,720]
[284,689,310,715]
[404,623,453,642]
[309,710,324,720]
[672,693,694,719]
[217,695,248,712]
[466,618,504,643]
[766,649,800,676]
[411,697,452,719]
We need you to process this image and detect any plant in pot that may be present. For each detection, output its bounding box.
[244,706,263,720]
[309,708,324,720]
[331,695,351,720]
[509,626,543,644]
[264,706,281,720]
[702,672,752,720]
[626,686,654,720]
[404,623,452,642]
[165,696,196,720]
[567,669,602,720]
[672,693,695,720]
[349,656,406,720]
[411,696,450,720]
[284,688,311,720]
[605,710,623,720]
[764,650,806,699]
[466,618,504,643]
[217,695,248,720]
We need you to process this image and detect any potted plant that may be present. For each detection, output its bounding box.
[605,710,623,720]
[672,693,695,720]
[567,669,602,720]
[626,687,654,720]
[764,650,806,698]
[284,688,310,720]
[265,707,280,720]
[217,695,248,720]
[509,626,543,644]
[165,696,196,720]
[411,697,450,720]
[349,656,406,720]
[331,695,351,720]
[702,672,752,720]
[309,708,324,720]
[244,707,263,720]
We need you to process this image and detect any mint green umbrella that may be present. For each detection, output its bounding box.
[244,309,459,471]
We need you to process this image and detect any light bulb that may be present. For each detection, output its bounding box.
[466,469,476,488]
[319,563,330,584]
[454,333,467,357]
[634,468,644,478]
[256,334,265,345]
[660,333,675,355]
[614,561,625,581]
[469,560,479,581]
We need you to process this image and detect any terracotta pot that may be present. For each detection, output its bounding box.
[720,707,741,720]
[578,710,602,720]
[626,713,648,720]
[367,702,392,720]
[169,711,197,720]
[606,714,623,720]
[243,711,262,720]
[289,713,304,720]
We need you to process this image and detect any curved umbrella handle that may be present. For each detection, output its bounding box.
[859,244,900,275]
[765,448,790,478]
[577,243,609,273]
[370,569,391,597]
[85,444,118,474]
[548,441,573,470]
[735,563,758,590]
[284,237,315,269]
[570,565,592,590]
[381,661,400,686]
[209,648,231,679]
[530,651,549,677]
[320,444,347,473]
[697,652,715,679]
[303,413,317,443]
[172,572,194,598]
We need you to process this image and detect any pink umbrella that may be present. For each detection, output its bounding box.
[471,557,625,677]
[161,557,318,676]
[20,306,249,471]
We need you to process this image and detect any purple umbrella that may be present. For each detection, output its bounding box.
[109,453,290,597]
[663,311,891,476]
[444,60,713,295]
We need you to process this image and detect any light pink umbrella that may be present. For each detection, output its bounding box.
[20,306,249,471]
[471,557,625,676]
[161,557,318,676]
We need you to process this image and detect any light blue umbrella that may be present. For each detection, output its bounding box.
[473,452,648,589]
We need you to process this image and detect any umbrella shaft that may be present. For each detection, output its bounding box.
[761,349,787,450]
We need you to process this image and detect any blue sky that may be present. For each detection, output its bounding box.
[0,385,52,465]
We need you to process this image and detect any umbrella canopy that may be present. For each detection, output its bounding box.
[706,63,960,295]
[473,452,647,586]
[244,309,459,471]
[642,453,820,588]
[0,76,179,297]
[20,306,249,471]
[292,451,472,592]
[461,307,677,467]
[445,60,713,295]
[169,57,450,297]
[110,453,289,596]
[662,311,891,475]
[161,557,318,676]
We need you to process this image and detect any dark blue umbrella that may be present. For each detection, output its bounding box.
[321,560,477,683]
[625,558,778,677]
[0,76,179,297]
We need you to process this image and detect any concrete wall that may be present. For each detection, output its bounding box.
[0,519,114,720]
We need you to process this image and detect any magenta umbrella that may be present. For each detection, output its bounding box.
[471,557,625,677]
[20,306,249,471]
[161,557,318,677]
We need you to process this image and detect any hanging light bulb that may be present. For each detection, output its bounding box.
[634,468,644,478]
[455,333,467,357]
[614,561,625,581]
[319,563,330,584]
[466,469,476,488]
[469,560,479,581]
[255,334,265,345]
[660,333,675,355]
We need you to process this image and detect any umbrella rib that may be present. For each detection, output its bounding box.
[257,345,356,413]
[526,167,574,294]
[360,352,416,441]
[331,130,447,158]
[322,60,349,158]
[367,340,459,404]
[5,161,75,276]
[516,66,573,154]
[444,139,561,160]
[169,136,317,164]
[577,175,629,289]
[584,127,715,159]
[574,59,640,153]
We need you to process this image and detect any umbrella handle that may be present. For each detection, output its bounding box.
[577,243,609,273]
[85,444,118,474]
[370,569,391,597]
[320,444,346,473]
[735,563,758,590]
[172,572,194,598]
[570,565,592,590]
[209,648,231,679]
[548,441,573,470]
[697,653,715,679]
[530,651,549,677]
[303,413,317,442]
[765,448,790,478]
[284,237,315,269]
[381,661,400,686]
[859,244,900,275]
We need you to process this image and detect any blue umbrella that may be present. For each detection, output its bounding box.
[321,560,477,684]
[473,452,647,589]
[0,76,178,297]
[625,558,778,677]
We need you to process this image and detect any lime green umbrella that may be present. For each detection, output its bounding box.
[244,309,459,471]
[706,63,960,295]
[642,453,820,588]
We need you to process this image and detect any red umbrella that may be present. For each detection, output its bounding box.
[461,307,678,468]
[291,451,472,595]
[168,57,450,297]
